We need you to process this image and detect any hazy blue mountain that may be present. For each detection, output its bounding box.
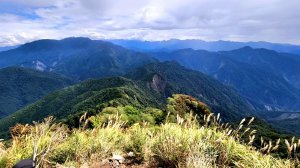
[0,67,74,119]
[149,48,300,111]
[0,37,157,80]
[109,39,300,55]
[220,47,300,88]
[0,46,18,52]
[54,40,157,80]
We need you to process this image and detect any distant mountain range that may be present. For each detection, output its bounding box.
[0,46,18,52]
[149,47,300,112]
[109,39,300,55]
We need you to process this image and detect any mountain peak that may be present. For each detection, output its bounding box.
[233,46,279,54]
[61,37,92,42]
[239,46,253,50]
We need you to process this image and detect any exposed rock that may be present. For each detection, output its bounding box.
[127,152,135,157]
[148,74,166,93]
[13,159,35,168]
[112,154,125,163]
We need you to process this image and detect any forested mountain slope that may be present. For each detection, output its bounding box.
[0,67,73,119]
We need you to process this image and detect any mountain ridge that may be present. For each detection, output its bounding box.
[109,39,300,55]
[0,37,157,80]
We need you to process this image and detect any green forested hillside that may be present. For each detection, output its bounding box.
[0,67,73,119]
[0,77,162,136]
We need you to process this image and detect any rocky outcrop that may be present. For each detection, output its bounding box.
[148,74,166,93]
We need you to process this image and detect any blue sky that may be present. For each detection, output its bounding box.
[0,0,300,46]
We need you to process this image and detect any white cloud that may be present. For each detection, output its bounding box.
[0,0,300,46]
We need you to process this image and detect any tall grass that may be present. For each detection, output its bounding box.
[0,112,296,168]
[0,117,68,167]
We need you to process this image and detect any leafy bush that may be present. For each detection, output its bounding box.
[89,106,164,127]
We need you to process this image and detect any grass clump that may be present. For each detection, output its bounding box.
[0,117,68,167]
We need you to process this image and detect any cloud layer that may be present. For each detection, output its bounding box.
[0,0,300,46]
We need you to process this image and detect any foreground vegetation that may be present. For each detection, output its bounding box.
[0,117,295,167]
[0,94,299,167]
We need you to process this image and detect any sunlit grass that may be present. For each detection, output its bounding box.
[0,113,295,168]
